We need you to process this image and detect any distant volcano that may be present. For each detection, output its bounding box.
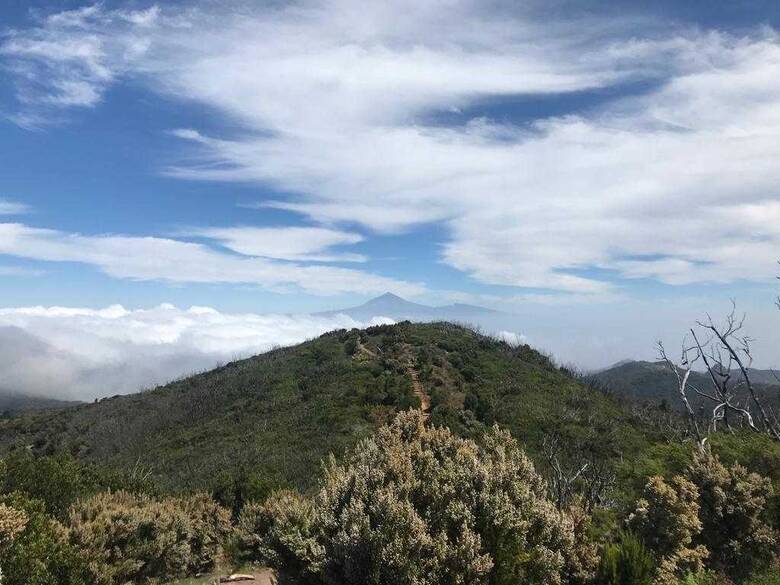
[315,292,501,322]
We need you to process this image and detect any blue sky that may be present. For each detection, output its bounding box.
[0,0,779,396]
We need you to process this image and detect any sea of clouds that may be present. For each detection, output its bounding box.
[0,304,393,400]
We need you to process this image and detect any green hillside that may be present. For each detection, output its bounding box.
[593,360,780,413]
[0,322,653,493]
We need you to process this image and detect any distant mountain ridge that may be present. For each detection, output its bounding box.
[592,359,780,411]
[316,292,501,322]
[0,391,81,416]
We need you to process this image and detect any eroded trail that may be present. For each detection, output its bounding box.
[400,344,431,416]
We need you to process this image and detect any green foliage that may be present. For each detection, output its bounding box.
[596,532,654,585]
[629,475,707,584]
[252,411,597,585]
[238,491,322,584]
[0,449,154,519]
[686,451,778,579]
[0,323,654,495]
[746,567,780,585]
[0,492,90,585]
[68,491,233,584]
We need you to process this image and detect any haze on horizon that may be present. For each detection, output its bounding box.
[0,0,779,399]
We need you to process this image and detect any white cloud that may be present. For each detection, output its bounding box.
[3,2,780,293]
[189,226,365,262]
[0,199,29,215]
[0,303,394,400]
[0,222,424,297]
[494,330,526,347]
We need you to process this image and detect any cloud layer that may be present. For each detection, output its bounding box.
[2,2,780,297]
[0,303,393,400]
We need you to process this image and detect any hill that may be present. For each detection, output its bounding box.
[0,322,652,493]
[0,392,81,416]
[592,360,780,412]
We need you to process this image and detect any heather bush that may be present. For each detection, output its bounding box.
[238,491,323,584]
[68,491,232,584]
[686,452,777,578]
[629,475,707,584]
[254,410,597,585]
[0,492,90,585]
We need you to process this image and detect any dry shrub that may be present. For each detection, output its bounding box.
[68,490,232,584]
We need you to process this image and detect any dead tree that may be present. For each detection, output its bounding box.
[543,432,615,512]
[657,339,706,450]
[660,301,780,447]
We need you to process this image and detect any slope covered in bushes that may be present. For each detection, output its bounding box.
[0,322,651,494]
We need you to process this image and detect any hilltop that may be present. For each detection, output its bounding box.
[0,322,650,493]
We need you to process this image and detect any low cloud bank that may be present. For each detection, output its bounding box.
[0,304,393,401]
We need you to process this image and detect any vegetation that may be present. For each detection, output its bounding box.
[248,410,596,585]
[0,322,652,498]
[0,322,779,584]
[69,491,232,584]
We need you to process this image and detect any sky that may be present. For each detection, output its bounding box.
[0,0,779,399]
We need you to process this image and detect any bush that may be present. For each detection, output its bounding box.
[0,450,155,519]
[629,475,707,584]
[596,532,654,585]
[0,492,90,585]
[68,491,232,584]
[251,411,596,585]
[686,452,777,578]
[238,491,323,584]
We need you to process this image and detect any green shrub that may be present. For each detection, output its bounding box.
[238,491,322,584]
[0,450,154,519]
[686,452,777,579]
[0,492,90,585]
[251,411,597,585]
[629,475,707,584]
[746,567,780,585]
[68,491,232,584]
[596,532,654,585]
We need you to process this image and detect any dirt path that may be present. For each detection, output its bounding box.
[354,336,378,359]
[400,344,430,415]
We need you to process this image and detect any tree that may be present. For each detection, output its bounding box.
[659,301,780,446]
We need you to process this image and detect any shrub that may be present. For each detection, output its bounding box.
[686,452,777,578]
[0,450,155,520]
[596,532,654,585]
[238,491,323,584]
[0,492,90,585]
[253,411,596,585]
[0,504,27,547]
[68,491,232,584]
[629,475,708,584]
[746,567,780,585]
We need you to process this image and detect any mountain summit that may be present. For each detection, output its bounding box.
[316,292,499,322]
